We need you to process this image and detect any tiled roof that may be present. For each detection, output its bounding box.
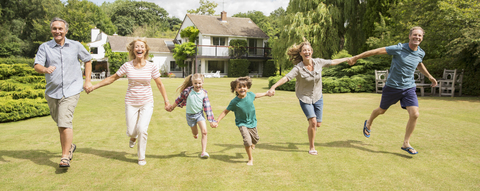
[187,14,269,38]
[107,35,174,53]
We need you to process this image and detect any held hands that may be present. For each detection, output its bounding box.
[347,56,357,66]
[210,122,218,128]
[267,89,275,97]
[165,104,175,112]
[84,82,94,94]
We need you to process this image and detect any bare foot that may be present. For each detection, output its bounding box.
[193,134,198,139]
[247,160,253,166]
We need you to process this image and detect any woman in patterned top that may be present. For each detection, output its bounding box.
[89,38,170,166]
[268,39,351,155]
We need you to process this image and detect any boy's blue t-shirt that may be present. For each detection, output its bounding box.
[385,43,425,89]
[226,92,257,128]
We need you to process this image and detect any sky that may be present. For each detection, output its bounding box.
[88,0,290,19]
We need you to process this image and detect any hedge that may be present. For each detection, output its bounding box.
[228,59,250,77]
[0,63,48,122]
[268,74,376,93]
[263,60,276,77]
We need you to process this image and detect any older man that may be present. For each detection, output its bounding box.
[34,17,92,167]
[348,26,437,155]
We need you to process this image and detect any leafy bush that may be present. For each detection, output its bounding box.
[228,59,250,77]
[229,39,248,59]
[0,98,49,122]
[0,63,48,122]
[268,75,296,91]
[263,60,276,77]
[0,57,35,67]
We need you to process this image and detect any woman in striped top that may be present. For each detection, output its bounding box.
[89,39,170,166]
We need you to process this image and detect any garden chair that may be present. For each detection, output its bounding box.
[375,70,388,93]
[432,69,457,97]
[100,71,106,79]
[91,73,96,79]
[414,70,430,97]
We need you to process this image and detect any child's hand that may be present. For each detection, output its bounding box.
[210,122,218,128]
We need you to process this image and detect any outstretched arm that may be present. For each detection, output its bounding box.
[215,109,230,127]
[83,61,93,93]
[153,77,170,111]
[255,92,271,98]
[268,77,289,96]
[417,63,437,87]
[330,57,352,66]
[348,47,387,66]
[91,73,121,91]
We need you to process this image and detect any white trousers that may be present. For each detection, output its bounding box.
[125,102,154,160]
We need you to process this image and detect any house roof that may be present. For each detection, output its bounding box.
[186,14,269,38]
[107,35,174,53]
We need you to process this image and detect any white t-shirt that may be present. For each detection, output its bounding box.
[116,61,160,105]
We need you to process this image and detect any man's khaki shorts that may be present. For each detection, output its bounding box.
[45,93,80,128]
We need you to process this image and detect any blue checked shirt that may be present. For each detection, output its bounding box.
[175,86,217,123]
[34,38,92,99]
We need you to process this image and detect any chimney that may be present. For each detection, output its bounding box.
[221,11,227,22]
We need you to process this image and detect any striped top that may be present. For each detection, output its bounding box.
[116,61,161,105]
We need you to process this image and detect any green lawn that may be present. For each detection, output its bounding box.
[1,77,479,190]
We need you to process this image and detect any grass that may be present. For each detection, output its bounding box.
[1,77,479,190]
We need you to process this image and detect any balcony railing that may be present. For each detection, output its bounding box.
[196,45,272,58]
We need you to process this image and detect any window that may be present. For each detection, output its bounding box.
[90,47,98,54]
[212,37,226,46]
[170,61,181,71]
[208,61,224,73]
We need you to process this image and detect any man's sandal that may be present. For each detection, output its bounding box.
[59,158,70,167]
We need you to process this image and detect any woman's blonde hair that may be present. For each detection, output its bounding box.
[126,38,150,60]
[287,38,311,65]
[230,76,252,96]
[176,73,204,92]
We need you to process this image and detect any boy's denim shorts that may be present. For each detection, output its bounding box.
[299,95,323,122]
[186,111,206,127]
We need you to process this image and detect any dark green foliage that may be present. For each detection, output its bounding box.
[228,39,248,59]
[0,63,48,122]
[268,75,296,91]
[228,59,250,77]
[263,60,276,77]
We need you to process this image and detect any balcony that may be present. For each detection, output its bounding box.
[195,45,272,59]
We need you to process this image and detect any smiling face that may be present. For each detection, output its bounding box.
[299,44,313,62]
[192,78,203,92]
[235,83,248,98]
[409,29,424,48]
[134,41,146,59]
[50,21,67,45]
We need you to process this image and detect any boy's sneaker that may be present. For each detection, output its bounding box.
[200,152,209,158]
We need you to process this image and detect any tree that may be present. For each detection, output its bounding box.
[180,26,199,43]
[187,0,218,15]
[173,42,196,67]
[273,0,366,70]
[110,0,169,36]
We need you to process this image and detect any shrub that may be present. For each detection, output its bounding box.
[0,63,48,122]
[0,57,35,67]
[0,98,49,122]
[263,60,276,77]
[268,75,296,91]
[228,59,250,77]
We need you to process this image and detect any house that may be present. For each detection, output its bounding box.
[87,11,271,78]
[175,11,271,77]
[87,28,178,78]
